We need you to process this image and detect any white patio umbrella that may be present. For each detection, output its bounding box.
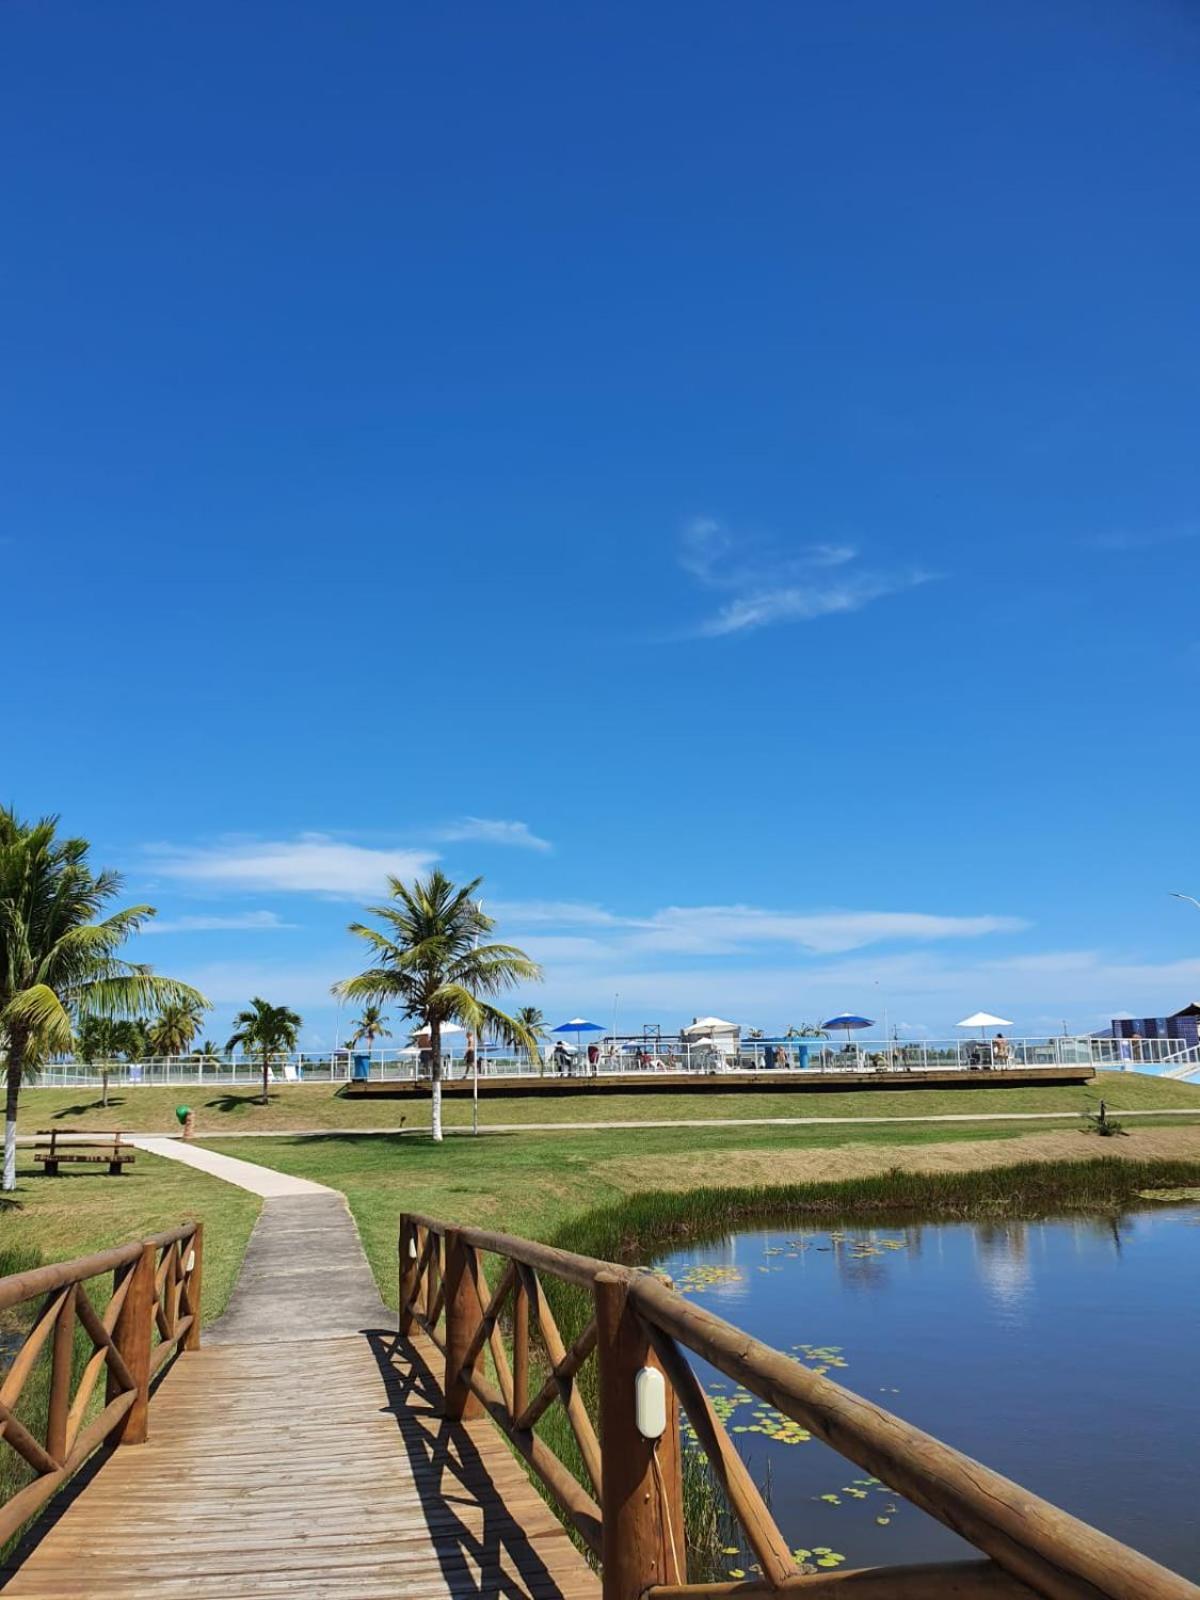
[956,1012,1012,1039]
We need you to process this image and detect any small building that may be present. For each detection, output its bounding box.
[1110,1003,1200,1050]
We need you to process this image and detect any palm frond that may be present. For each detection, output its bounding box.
[2,984,73,1054]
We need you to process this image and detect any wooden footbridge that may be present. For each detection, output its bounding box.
[1,1209,1197,1600]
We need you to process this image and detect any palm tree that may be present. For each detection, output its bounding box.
[333,871,542,1141]
[348,1003,392,1052]
[74,1014,122,1108]
[514,1005,548,1073]
[226,997,302,1105]
[196,1037,226,1063]
[0,808,206,1191]
[147,997,209,1057]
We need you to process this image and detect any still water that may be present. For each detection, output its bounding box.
[656,1206,1199,1581]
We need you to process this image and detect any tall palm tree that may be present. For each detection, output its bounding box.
[348,1003,392,1052]
[0,808,206,1190]
[147,997,209,1057]
[333,871,542,1141]
[226,997,302,1105]
[514,1005,548,1073]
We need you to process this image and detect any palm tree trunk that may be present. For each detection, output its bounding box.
[4,1039,24,1193]
[430,1018,443,1142]
[261,1045,269,1105]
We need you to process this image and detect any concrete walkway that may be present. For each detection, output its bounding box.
[130,1133,331,1194]
[207,1192,391,1345]
[129,1135,391,1343]
[184,1104,1200,1139]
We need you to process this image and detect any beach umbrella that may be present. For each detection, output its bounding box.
[822,1013,875,1045]
[554,1017,605,1055]
[956,1011,1012,1039]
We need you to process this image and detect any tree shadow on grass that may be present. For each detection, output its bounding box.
[48,1097,127,1118]
[203,1092,275,1116]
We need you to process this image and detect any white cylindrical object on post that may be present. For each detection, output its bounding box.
[634,1365,666,1439]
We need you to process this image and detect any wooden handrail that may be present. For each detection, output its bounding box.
[0,1225,197,1313]
[0,1222,203,1547]
[398,1211,1200,1600]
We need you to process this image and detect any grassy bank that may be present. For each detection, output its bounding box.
[0,1151,261,1325]
[203,1115,1200,1309]
[16,1070,1200,1135]
[551,1156,1200,1263]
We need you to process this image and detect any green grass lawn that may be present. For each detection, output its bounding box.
[0,1151,261,1325]
[202,1109,1200,1310]
[16,1069,1200,1136]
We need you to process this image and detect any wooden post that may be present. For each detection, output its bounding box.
[442,1230,484,1419]
[111,1242,155,1444]
[595,1270,685,1600]
[184,1224,203,1352]
[512,1274,530,1422]
[46,1284,77,1465]
[398,1215,419,1336]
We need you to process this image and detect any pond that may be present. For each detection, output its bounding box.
[656,1204,1199,1582]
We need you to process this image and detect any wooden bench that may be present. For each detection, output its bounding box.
[34,1130,135,1177]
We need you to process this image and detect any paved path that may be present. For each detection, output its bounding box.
[129,1134,331,1194]
[186,1105,1200,1139]
[3,1139,596,1598]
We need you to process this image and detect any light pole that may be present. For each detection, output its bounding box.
[333,994,345,1079]
[1170,891,1200,911]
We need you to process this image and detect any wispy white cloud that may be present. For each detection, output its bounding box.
[148,834,438,897]
[438,817,553,852]
[626,906,1026,956]
[679,517,935,638]
[527,948,1200,1039]
[501,899,1025,958]
[141,911,293,935]
[488,900,624,927]
[1086,524,1198,553]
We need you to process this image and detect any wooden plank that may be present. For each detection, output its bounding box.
[0,1331,598,1600]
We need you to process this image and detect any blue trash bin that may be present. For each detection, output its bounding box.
[797,1044,810,1069]
[352,1053,370,1082]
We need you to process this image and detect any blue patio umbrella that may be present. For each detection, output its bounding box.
[822,1013,876,1045]
[553,1018,605,1061]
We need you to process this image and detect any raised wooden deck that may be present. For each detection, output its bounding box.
[344,1063,1096,1099]
[1,1331,598,1599]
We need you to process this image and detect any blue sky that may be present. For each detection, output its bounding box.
[4,0,1199,1044]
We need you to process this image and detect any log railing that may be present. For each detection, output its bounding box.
[0,1222,202,1546]
[399,1212,1200,1600]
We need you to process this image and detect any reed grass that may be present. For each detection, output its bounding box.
[549,1156,1200,1266]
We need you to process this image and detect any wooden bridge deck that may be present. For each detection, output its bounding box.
[0,1331,598,1599]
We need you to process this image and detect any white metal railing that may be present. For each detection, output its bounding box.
[1160,1043,1200,1081]
[23,1031,1190,1090]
